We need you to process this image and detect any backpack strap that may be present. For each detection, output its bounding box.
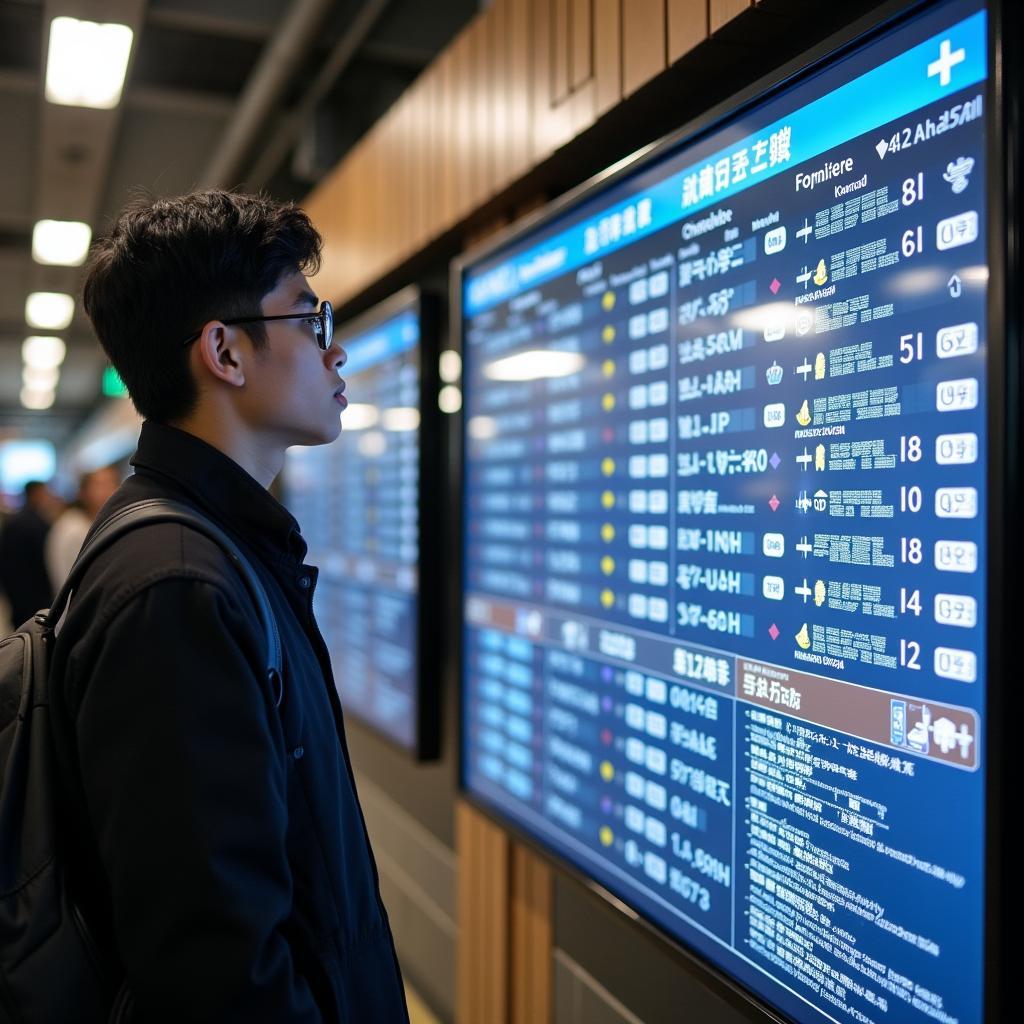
[46,498,283,706]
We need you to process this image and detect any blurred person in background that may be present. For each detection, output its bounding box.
[45,465,122,590]
[0,479,60,625]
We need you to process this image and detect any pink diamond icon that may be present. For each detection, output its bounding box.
[769,278,781,295]
[768,494,780,511]
[768,624,780,640]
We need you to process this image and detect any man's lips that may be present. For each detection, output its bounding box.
[333,383,347,407]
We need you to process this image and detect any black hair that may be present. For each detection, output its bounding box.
[82,189,322,423]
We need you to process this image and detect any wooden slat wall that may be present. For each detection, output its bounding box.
[305,0,763,309]
[510,844,553,1024]
[455,802,511,1024]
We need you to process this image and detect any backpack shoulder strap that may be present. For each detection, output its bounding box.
[48,498,283,704]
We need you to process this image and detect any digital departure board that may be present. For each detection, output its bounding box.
[458,2,998,1021]
[283,288,440,756]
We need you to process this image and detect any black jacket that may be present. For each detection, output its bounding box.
[49,421,409,1023]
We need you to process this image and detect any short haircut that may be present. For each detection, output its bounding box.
[83,190,323,423]
[23,481,48,498]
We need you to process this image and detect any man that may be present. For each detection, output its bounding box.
[45,464,122,590]
[48,190,408,1022]
[0,479,58,625]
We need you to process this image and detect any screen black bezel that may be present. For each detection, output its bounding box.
[450,0,1014,1020]
[307,284,442,761]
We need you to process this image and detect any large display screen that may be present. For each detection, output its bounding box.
[284,289,437,755]
[459,2,990,1021]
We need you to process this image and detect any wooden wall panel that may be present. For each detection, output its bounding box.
[455,801,511,1024]
[622,0,667,97]
[438,47,456,228]
[570,0,593,90]
[668,0,710,64]
[531,0,573,162]
[553,0,571,104]
[711,0,753,33]
[510,844,553,1024]
[508,0,533,181]
[593,0,623,117]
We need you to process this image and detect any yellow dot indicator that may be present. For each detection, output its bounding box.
[602,325,616,343]
[601,523,615,543]
[601,556,615,576]
[602,359,615,378]
[602,393,615,412]
[601,457,615,477]
[600,588,615,609]
[601,490,615,509]
[599,826,614,847]
[602,291,616,311]
[600,761,614,782]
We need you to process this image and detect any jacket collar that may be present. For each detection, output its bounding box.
[129,420,307,565]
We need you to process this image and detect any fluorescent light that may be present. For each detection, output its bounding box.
[357,431,387,458]
[382,407,420,432]
[483,350,585,381]
[467,415,497,440]
[22,336,67,369]
[26,293,74,330]
[439,350,462,383]
[22,365,60,390]
[45,17,134,109]
[32,219,92,266]
[20,387,56,411]
[339,403,380,431]
[438,385,462,414]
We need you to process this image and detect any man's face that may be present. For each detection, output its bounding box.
[240,270,347,447]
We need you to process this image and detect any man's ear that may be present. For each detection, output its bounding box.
[193,321,247,388]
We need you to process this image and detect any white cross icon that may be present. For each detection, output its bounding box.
[796,536,813,558]
[796,448,813,469]
[928,39,965,87]
[796,218,813,244]
[795,579,812,603]
[796,358,812,380]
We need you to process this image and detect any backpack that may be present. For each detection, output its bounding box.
[0,498,282,1023]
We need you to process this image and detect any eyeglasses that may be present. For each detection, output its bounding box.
[181,300,334,350]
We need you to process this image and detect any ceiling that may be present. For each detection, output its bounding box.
[0,0,478,451]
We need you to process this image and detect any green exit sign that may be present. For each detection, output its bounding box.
[102,365,128,398]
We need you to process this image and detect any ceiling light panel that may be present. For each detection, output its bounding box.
[20,387,57,411]
[25,293,74,330]
[22,336,67,369]
[45,17,134,110]
[32,220,92,266]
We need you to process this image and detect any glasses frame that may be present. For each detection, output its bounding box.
[181,300,334,350]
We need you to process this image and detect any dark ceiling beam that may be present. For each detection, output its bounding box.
[127,84,235,118]
[245,0,392,190]
[359,40,433,71]
[0,69,36,95]
[145,7,275,42]
[200,0,337,188]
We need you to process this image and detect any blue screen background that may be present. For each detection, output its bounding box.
[284,306,422,749]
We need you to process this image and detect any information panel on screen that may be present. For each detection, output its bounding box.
[284,299,422,750]
[460,1,989,1020]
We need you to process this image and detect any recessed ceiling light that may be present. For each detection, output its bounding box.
[20,387,56,411]
[25,293,74,330]
[22,336,67,369]
[45,16,134,109]
[22,365,60,390]
[32,219,92,266]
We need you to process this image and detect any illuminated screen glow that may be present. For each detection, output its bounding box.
[284,305,421,749]
[460,3,988,1022]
